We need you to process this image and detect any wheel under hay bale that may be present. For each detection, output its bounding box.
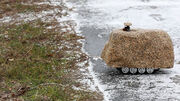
[101,23,174,74]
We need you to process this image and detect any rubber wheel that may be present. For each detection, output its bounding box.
[121,67,129,74]
[130,68,137,74]
[138,68,146,74]
[146,68,154,74]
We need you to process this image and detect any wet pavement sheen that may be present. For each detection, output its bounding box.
[68,0,180,100]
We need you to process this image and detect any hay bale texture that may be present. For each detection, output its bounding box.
[101,29,174,68]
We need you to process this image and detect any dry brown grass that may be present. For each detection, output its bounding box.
[0,19,89,100]
[0,0,66,18]
[0,0,103,101]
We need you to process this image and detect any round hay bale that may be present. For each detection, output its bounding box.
[101,29,174,68]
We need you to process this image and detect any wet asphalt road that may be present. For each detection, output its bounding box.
[68,0,180,101]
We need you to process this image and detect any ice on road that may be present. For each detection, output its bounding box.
[68,0,180,100]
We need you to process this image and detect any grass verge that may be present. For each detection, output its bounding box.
[0,0,66,18]
[0,0,103,100]
[0,19,99,100]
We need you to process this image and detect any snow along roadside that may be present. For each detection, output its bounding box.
[66,1,107,101]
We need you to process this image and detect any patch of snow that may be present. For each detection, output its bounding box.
[86,0,180,65]
[72,85,81,91]
[76,39,101,92]
[65,1,104,95]
[88,61,111,101]
[98,34,103,38]
[66,2,109,100]
[65,2,82,35]
[93,56,101,61]
[76,60,87,67]
[173,38,180,63]
[68,0,180,100]
[77,39,88,54]
[85,0,180,36]
[0,16,12,23]
[35,0,64,6]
